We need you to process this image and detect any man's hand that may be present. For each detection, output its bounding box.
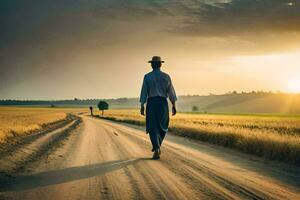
[172,105,177,116]
[140,105,145,116]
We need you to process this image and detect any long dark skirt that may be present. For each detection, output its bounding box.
[146,96,169,151]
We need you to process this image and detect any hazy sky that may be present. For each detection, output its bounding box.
[1,0,300,99]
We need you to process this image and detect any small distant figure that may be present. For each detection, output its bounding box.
[140,56,177,160]
[89,106,93,116]
[192,105,199,112]
[98,101,109,117]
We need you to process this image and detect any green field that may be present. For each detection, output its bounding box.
[95,109,300,165]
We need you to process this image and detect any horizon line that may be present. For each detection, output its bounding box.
[1,91,300,101]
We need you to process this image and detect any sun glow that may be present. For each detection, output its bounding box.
[288,79,300,93]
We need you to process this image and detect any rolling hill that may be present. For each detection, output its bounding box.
[1,92,300,114]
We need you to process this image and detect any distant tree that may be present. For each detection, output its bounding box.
[89,106,93,116]
[192,105,199,112]
[98,101,109,116]
[50,104,55,108]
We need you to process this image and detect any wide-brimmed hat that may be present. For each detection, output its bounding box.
[148,56,165,63]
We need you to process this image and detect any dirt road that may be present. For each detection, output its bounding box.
[0,115,299,200]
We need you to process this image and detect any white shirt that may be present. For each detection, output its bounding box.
[139,68,177,104]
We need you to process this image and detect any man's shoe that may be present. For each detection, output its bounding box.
[152,150,160,160]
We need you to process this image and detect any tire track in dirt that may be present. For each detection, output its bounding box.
[107,125,233,199]
[1,116,299,200]
[101,124,198,199]
[100,118,300,200]
[108,125,246,199]
[0,115,81,175]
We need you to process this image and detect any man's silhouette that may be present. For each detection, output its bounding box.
[140,56,177,159]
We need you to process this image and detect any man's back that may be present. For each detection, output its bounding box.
[145,69,170,97]
[140,68,177,104]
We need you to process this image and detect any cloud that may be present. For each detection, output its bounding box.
[1,0,300,99]
[174,0,300,34]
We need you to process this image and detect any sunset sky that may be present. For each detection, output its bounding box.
[1,0,300,99]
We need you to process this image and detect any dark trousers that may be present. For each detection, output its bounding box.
[149,129,166,151]
[146,96,169,151]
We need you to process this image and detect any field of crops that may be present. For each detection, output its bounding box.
[1,106,299,165]
[97,109,300,165]
[0,107,69,143]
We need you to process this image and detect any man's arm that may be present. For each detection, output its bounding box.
[140,103,145,116]
[168,77,177,116]
[139,76,147,116]
[171,101,177,116]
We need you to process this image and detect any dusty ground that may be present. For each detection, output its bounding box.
[0,115,299,200]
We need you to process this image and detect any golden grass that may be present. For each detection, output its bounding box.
[96,109,300,165]
[0,107,70,143]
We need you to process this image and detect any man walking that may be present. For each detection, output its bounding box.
[140,56,177,159]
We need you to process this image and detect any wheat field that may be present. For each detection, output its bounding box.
[97,109,300,165]
[0,107,70,143]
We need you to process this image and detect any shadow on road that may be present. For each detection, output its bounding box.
[0,158,151,192]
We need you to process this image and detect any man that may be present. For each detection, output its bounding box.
[140,56,177,159]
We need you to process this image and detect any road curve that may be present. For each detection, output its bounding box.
[1,115,299,200]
